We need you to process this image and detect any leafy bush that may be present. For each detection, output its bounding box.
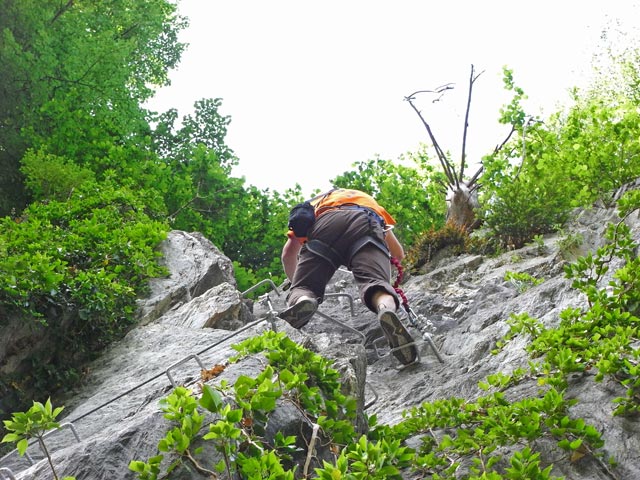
[218,186,304,290]
[131,331,357,478]
[504,270,544,293]
[0,181,168,408]
[555,97,640,206]
[482,182,566,246]
[557,230,584,260]
[479,64,640,249]
[20,149,95,202]
[479,132,574,249]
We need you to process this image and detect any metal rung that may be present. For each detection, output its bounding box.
[421,332,444,363]
[256,292,282,333]
[373,330,443,366]
[405,307,444,363]
[2,421,81,469]
[364,382,379,410]
[372,336,422,370]
[0,467,16,480]
[324,293,356,316]
[315,311,366,344]
[42,422,81,443]
[166,354,207,387]
[242,279,280,297]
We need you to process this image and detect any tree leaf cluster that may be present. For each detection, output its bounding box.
[0,181,168,419]
[478,67,640,249]
[0,0,187,214]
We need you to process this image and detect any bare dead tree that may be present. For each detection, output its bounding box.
[405,64,515,231]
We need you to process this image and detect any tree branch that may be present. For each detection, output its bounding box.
[404,87,458,185]
[460,65,484,185]
[51,0,74,24]
[185,449,218,477]
[467,165,484,189]
[303,423,320,477]
[493,125,517,156]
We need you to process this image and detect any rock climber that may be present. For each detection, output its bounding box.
[279,188,418,365]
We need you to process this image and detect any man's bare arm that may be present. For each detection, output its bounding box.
[281,237,302,280]
[385,229,404,261]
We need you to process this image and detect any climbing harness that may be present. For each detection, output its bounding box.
[304,202,389,270]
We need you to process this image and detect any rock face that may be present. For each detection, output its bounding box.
[1,206,639,479]
[137,230,239,324]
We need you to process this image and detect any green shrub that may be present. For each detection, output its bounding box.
[0,181,168,411]
[504,271,544,293]
[131,331,357,479]
[479,70,640,249]
[557,230,584,260]
[479,148,572,249]
[2,398,76,480]
[20,149,95,202]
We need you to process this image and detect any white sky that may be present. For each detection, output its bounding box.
[148,1,639,196]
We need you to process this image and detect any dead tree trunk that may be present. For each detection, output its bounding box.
[405,64,514,231]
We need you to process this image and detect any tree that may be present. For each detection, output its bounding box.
[150,98,241,234]
[149,98,309,289]
[0,0,188,433]
[479,55,640,248]
[404,65,517,231]
[0,0,187,215]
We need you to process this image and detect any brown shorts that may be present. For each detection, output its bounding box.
[287,209,399,312]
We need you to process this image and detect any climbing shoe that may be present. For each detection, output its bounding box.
[278,296,318,329]
[378,308,418,365]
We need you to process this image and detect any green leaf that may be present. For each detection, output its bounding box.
[16,438,29,456]
[1,433,20,443]
[569,438,583,450]
[226,408,243,423]
[129,460,146,472]
[199,384,223,413]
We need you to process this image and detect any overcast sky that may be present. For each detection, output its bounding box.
[148,1,638,196]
